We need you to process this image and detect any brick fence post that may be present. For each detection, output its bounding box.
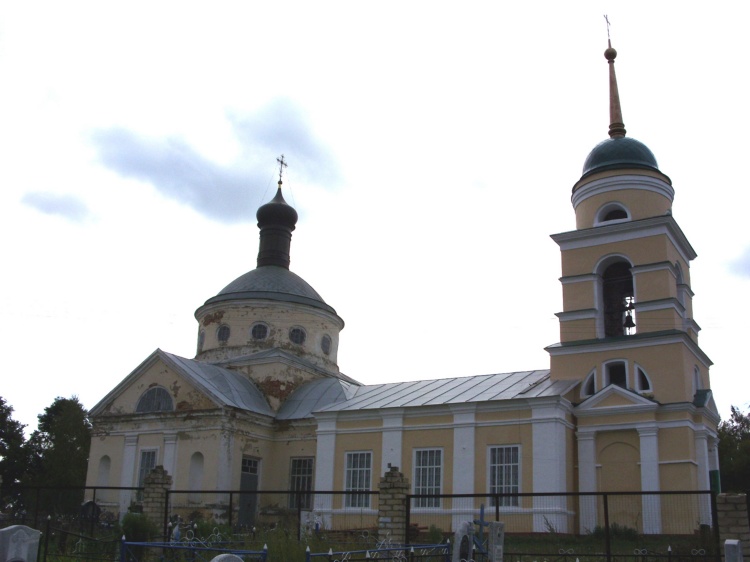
[378,466,410,544]
[141,466,172,530]
[717,493,750,558]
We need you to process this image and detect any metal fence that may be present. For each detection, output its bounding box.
[406,491,720,562]
[1,487,724,562]
[0,485,139,537]
[164,489,380,540]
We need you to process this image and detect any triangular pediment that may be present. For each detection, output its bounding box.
[90,349,272,417]
[576,384,657,414]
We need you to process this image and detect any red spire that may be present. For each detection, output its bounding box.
[605,39,627,139]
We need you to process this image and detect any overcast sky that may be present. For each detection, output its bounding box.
[1,2,748,433]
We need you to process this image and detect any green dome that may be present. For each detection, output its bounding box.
[581,137,659,179]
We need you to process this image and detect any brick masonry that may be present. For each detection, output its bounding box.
[141,465,173,529]
[378,466,410,544]
[717,493,750,557]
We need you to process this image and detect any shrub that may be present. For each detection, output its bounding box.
[591,522,639,539]
[122,512,158,542]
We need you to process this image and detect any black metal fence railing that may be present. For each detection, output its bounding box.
[0,485,141,537]
[1,486,724,562]
[406,491,720,562]
[164,489,380,542]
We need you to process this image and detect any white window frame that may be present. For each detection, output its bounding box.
[344,451,372,508]
[581,368,597,398]
[693,366,702,395]
[603,359,629,389]
[413,448,442,508]
[487,445,520,507]
[634,363,653,393]
[594,202,630,226]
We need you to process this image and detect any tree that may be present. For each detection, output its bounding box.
[717,406,750,492]
[25,396,91,491]
[0,396,29,501]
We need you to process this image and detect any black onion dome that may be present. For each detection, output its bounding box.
[257,187,298,228]
[581,137,659,179]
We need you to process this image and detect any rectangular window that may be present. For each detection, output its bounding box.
[345,452,372,508]
[242,457,259,475]
[489,446,519,507]
[413,449,442,508]
[289,458,314,510]
[136,449,157,500]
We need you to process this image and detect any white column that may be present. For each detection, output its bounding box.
[163,433,178,487]
[381,409,404,475]
[451,404,476,531]
[532,402,569,532]
[216,427,234,505]
[451,404,476,494]
[119,435,138,518]
[695,429,711,524]
[638,427,662,534]
[577,431,597,534]
[314,414,337,527]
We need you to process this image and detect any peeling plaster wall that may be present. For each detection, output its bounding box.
[97,363,214,416]
[196,301,342,372]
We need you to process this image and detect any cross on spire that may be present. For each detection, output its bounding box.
[604,14,611,43]
[276,154,288,184]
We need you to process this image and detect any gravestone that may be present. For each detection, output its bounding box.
[487,521,504,562]
[725,540,745,562]
[452,521,474,562]
[210,555,243,562]
[0,525,42,562]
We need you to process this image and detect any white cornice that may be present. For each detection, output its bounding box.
[560,273,599,285]
[546,331,712,368]
[631,261,678,276]
[551,216,697,264]
[556,309,597,321]
[571,174,674,209]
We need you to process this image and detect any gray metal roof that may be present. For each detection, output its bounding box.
[200,265,338,316]
[162,351,273,416]
[276,378,359,420]
[215,347,361,385]
[315,370,577,413]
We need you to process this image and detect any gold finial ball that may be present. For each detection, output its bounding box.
[604,47,617,61]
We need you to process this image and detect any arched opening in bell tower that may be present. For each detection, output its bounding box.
[601,261,635,337]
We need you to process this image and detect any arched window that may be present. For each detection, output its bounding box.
[189,452,204,503]
[693,366,702,394]
[136,387,173,413]
[217,324,230,345]
[604,360,628,389]
[602,261,635,337]
[97,455,111,487]
[675,261,687,309]
[197,330,205,354]
[595,203,630,225]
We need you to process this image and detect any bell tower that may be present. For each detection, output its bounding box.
[546,38,719,526]
[548,42,710,404]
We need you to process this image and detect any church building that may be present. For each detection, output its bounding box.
[85,42,720,535]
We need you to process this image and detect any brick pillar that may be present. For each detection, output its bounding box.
[717,493,750,558]
[141,466,172,528]
[378,466,410,544]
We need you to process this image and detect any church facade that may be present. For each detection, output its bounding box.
[85,44,720,535]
